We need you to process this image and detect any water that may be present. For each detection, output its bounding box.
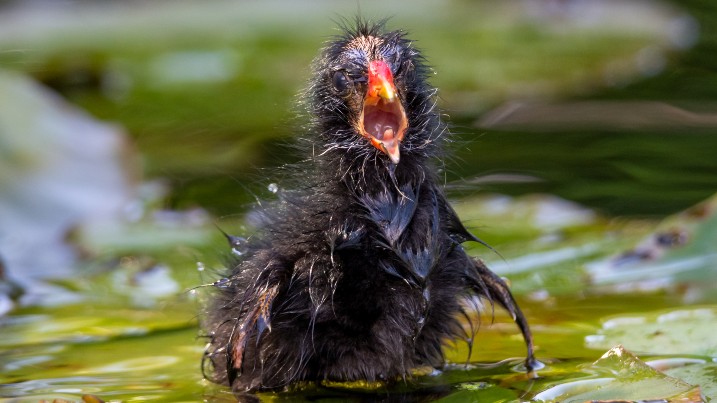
[1,1,717,402]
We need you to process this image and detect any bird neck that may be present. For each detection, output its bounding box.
[316,152,430,200]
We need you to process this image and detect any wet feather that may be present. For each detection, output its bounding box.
[202,19,536,393]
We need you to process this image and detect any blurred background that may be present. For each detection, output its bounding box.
[1,1,716,402]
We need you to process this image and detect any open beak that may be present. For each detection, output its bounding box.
[359,60,408,165]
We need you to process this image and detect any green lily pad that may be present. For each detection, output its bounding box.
[588,193,717,292]
[435,382,518,402]
[533,345,704,402]
[662,361,717,400]
[0,305,194,349]
[585,306,717,357]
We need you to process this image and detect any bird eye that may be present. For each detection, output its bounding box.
[331,70,352,93]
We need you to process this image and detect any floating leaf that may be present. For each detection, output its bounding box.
[585,306,717,356]
[534,345,703,402]
[662,361,717,401]
[435,381,518,403]
[587,194,717,292]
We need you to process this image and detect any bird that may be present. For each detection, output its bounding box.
[202,19,536,394]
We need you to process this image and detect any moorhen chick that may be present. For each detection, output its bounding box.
[203,20,536,393]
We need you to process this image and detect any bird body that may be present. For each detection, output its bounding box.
[204,20,535,393]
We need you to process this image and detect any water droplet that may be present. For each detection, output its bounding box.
[197,262,205,272]
[227,235,248,256]
[267,183,278,193]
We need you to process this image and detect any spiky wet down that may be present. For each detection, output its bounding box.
[202,19,536,394]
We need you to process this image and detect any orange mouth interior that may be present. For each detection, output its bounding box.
[359,60,408,164]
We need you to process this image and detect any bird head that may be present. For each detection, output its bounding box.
[308,21,441,173]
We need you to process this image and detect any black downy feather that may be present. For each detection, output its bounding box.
[202,19,536,393]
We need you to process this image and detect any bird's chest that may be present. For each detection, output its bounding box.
[332,248,433,337]
[326,184,447,330]
[356,183,446,285]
